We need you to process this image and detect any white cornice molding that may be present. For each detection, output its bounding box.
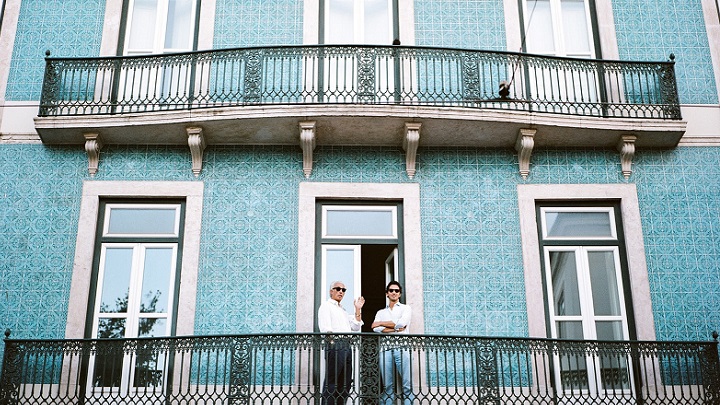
[403,122,421,179]
[617,134,637,179]
[299,121,316,178]
[187,126,206,177]
[515,128,536,179]
[83,132,103,176]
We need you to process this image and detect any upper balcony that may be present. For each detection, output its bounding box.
[34,45,686,150]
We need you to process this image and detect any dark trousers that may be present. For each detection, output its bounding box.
[321,340,352,405]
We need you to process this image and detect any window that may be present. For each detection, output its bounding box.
[88,202,184,392]
[118,0,199,109]
[124,0,197,56]
[297,182,424,334]
[324,0,394,45]
[523,0,595,58]
[537,203,633,394]
[522,0,599,111]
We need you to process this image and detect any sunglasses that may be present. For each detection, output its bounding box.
[332,287,347,292]
[387,288,401,293]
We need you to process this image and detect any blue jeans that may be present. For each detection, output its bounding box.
[322,340,353,405]
[380,348,414,405]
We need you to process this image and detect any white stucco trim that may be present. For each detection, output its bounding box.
[65,181,204,339]
[517,183,656,341]
[297,182,424,334]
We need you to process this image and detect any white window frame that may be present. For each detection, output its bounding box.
[297,182,424,334]
[517,184,655,341]
[65,181,203,340]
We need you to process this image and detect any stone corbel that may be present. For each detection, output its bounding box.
[84,133,103,176]
[403,123,421,179]
[299,121,316,178]
[187,127,206,177]
[515,128,536,179]
[617,134,637,179]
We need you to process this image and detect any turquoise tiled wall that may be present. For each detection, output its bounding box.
[5,0,106,101]
[213,0,303,48]
[3,144,720,345]
[414,0,507,50]
[612,0,718,104]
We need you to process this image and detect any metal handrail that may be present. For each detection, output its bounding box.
[38,45,681,120]
[2,332,717,404]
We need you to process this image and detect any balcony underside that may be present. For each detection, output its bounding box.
[35,104,686,148]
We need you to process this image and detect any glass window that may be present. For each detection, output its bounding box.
[325,0,393,44]
[523,0,594,58]
[542,208,616,239]
[124,0,197,55]
[538,202,631,395]
[105,204,180,236]
[322,206,397,238]
[89,201,183,392]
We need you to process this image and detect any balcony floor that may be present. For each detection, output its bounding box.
[34,104,686,148]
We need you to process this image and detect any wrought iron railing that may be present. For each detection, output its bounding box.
[38,45,681,120]
[2,331,718,404]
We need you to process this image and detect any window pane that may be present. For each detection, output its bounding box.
[545,211,613,238]
[365,0,390,44]
[140,248,174,313]
[588,251,621,316]
[561,0,590,55]
[139,318,167,338]
[556,320,583,339]
[326,209,394,237]
[128,0,158,50]
[164,0,193,49]
[100,248,134,313]
[549,251,581,316]
[97,318,126,339]
[107,206,178,235]
[595,321,624,340]
[325,248,358,310]
[525,0,555,54]
[327,0,354,44]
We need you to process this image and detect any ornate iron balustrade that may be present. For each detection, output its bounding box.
[39,45,681,120]
[2,331,718,404]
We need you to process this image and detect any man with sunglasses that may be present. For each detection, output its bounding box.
[318,281,365,405]
[372,281,414,405]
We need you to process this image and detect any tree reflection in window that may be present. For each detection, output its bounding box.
[93,289,164,389]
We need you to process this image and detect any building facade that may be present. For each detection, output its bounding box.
[1,0,720,402]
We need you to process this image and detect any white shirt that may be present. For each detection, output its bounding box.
[373,302,411,334]
[318,299,363,333]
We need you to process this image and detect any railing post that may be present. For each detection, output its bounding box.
[243,49,263,103]
[702,331,720,405]
[229,336,252,405]
[659,54,681,119]
[0,330,20,405]
[39,51,59,117]
[359,334,381,403]
[474,338,500,404]
[357,47,376,102]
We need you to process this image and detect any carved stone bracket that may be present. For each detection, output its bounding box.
[84,133,103,176]
[187,127,206,177]
[515,128,536,179]
[617,134,637,179]
[299,121,316,178]
[403,123,421,179]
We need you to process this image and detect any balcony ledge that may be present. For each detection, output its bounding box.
[34,104,686,149]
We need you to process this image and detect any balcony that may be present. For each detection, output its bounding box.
[34,45,686,149]
[2,332,719,404]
